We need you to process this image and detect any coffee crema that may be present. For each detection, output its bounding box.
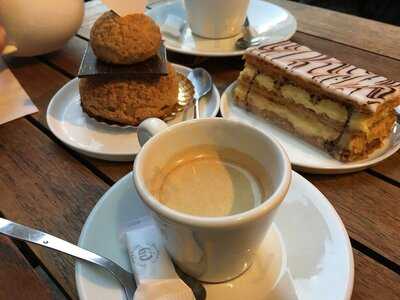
[149,145,270,217]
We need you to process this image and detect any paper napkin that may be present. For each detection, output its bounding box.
[101,0,147,16]
[0,59,38,125]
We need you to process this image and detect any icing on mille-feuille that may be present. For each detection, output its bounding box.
[235,40,400,161]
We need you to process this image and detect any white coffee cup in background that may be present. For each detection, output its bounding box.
[183,0,250,39]
[134,118,291,282]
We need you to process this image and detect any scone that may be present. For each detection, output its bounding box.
[90,11,161,65]
[235,40,400,161]
[80,64,179,126]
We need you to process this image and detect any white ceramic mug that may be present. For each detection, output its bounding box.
[183,0,250,39]
[133,118,291,282]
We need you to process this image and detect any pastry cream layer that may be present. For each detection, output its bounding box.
[280,85,348,123]
[240,65,348,123]
[349,108,393,134]
[241,89,339,141]
[341,113,394,150]
[255,74,275,91]
[239,64,257,79]
[234,85,247,104]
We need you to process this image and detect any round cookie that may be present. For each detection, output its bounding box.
[90,11,161,64]
[79,64,179,126]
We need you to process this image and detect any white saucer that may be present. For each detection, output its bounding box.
[221,82,400,174]
[46,64,220,161]
[75,171,354,300]
[147,0,297,57]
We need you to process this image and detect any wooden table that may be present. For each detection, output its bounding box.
[1,1,399,299]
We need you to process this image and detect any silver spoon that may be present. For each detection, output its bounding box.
[235,17,268,50]
[0,217,206,300]
[0,217,136,299]
[236,36,266,49]
[187,68,213,119]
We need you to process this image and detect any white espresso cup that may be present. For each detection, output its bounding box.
[183,0,250,39]
[134,118,291,282]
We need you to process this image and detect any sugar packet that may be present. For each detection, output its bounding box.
[125,216,198,300]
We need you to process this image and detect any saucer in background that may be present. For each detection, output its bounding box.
[147,0,297,57]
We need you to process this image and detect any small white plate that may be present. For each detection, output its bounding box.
[221,82,400,174]
[147,0,297,57]
[75,171,354,300]
[46,64,220,161]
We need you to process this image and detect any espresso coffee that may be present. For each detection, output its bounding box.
[149,145,269,217]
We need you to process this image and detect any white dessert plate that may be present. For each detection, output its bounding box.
[46,64,220,161]
[221,82,400,174]
[146,0,297,57]
[75,171,354,300]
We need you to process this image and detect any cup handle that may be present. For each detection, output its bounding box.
[137,118,168,146]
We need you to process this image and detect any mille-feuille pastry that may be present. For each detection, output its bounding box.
[234,40,400,161]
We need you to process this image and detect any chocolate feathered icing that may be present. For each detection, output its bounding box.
[247,40,400,113]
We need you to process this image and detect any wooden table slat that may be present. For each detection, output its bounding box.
[5,55,134,181]
[306,172,400,265]
[0,118,108,299]
[353,249,400,300]
[35,266,69,300]
[0,235,55,300]
[268,0,400,60]
[370,154,400,184]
